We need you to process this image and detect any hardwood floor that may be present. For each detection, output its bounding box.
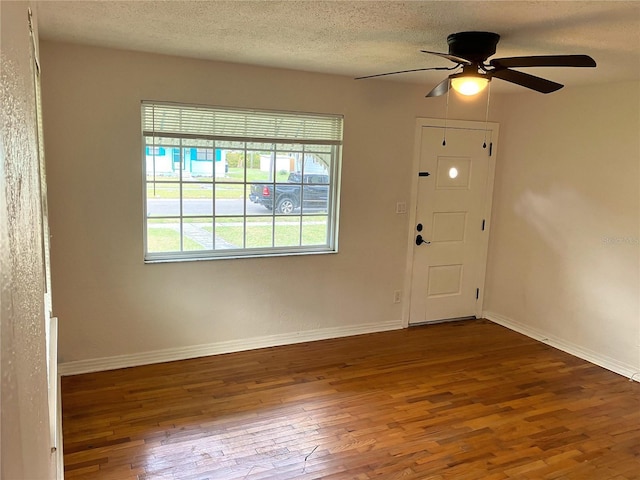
[61,319,640,479]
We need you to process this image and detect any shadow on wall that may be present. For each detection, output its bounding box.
[514,186,638,334]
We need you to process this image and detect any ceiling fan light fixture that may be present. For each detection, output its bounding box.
[357,31,595,97]
[451,73,489,96]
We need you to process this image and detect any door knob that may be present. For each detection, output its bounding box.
[416,234,431,246]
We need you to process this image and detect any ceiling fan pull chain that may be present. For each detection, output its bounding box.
[442,79,451,146]
[483,82,491,149]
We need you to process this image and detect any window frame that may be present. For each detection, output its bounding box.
[142,101,343,263]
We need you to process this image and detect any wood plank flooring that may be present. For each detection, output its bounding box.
[61,319,640,479]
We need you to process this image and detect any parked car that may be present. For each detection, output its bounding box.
[249,172,329,214]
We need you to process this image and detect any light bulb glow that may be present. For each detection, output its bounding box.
[449,167,458,179]
[451,76,489,96]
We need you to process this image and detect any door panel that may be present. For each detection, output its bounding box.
[432,212,467,242]
[427,264,463,296]
[409,123,496,324]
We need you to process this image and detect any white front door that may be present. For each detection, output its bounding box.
[407,120,498,325]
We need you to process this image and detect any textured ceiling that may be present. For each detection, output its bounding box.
[36,1,640,93]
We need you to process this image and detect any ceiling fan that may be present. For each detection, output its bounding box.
[356,31,596,97]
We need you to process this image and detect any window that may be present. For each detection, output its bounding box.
[142,102,343,262]
[145,146,166,156]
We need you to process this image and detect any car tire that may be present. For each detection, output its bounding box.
[276,197,295,214]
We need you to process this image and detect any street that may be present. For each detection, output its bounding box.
[147,198,269,216]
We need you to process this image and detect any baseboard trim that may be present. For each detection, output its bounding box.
[59,320,403,376]
[483,311,640,382]
[55,374,64,479]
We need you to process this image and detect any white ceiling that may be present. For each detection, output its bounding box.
[36,1,640,93]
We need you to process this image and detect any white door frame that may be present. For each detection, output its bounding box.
[401,118,499,327]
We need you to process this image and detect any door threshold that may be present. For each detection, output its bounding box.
[409,316,476,327]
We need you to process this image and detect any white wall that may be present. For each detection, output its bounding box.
[485,82,640,375]
[40,41,492,370]
[0,2,57,478]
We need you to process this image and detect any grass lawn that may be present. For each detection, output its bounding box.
[148,217,327,253]
[147,227,205,252]
[208,218,327,248]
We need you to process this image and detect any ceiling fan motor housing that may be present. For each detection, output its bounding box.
[447,31,500,63]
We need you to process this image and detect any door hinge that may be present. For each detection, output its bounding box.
[476,288,480,300]
[482,219,485,231]
[418,171,431,177]
[489,142,493,156]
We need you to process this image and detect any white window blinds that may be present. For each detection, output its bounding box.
[142,102,343,145]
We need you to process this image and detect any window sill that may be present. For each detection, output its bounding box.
[144,247,338,264]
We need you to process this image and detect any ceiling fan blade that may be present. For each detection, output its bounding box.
[355,66,455,80]
[426,77,451,97]
[490,68,563,93]
[420,50,471,65]
[490,55,596,68]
